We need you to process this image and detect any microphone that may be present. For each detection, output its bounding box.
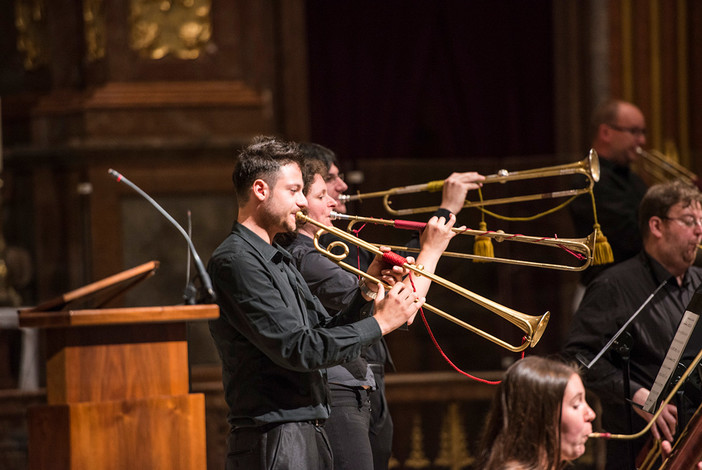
[108,169,216,304]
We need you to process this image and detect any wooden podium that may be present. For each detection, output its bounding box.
[18,261,219,470]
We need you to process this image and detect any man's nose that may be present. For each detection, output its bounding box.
[298,193,308,208]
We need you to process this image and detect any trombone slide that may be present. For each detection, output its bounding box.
[340,150,600,216]
[590,347,702,442]
[635,147,698,187]
[330,211,596,272]
[339,181,442,203]
[297,211,551,352]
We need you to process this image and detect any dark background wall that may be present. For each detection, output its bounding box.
[306,1,554,161]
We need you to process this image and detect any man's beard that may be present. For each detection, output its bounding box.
[261,199,298,234]
[294,208,309,231]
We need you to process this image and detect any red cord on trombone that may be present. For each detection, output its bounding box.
[380,250,519,386]
[355,218,586,261]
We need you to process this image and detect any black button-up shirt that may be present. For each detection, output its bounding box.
[208,222,381,427]
[563,251,702,431]
[284,234,376,387]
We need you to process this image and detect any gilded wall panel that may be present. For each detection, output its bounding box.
[129,0,212,60]
[83,0,106,62]
[14,0,48,70]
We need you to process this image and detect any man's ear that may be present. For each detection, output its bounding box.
[649,216,664,239]
[252,179,269,202]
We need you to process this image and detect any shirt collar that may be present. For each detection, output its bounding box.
[232,221,291,264]
[642,250,690,288]
[599,155,632,175]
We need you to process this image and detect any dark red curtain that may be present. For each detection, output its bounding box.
[306,0,554,162]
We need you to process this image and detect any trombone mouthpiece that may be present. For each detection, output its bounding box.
[338,194,351,202]
[635,146,644,155]
[330,211,348,220]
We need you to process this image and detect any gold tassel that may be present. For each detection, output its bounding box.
[473,220,494,262]
[592,223,614,265]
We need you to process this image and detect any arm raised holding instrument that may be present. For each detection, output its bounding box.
[389,170,482,265]
[289,170,465,331]
[365,213,460,330]
[309,164,474,305]
[405,213,460,297]
[439,171,485,215]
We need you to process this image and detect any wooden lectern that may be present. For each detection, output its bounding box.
[18,261,219,470]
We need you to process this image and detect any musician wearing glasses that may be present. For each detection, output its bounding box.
[569,99,649,286]
[563,180,702,469]
[208,136,438,470]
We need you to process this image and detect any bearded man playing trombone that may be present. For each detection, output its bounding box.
[208,136,461,470]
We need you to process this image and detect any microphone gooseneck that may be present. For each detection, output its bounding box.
[578,279,667,370]
[108,169,216,304]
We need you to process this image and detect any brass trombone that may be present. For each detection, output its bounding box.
[340,149,600,216]
[635,146,698,186]
[330,211,597,272]
[623,348,702,469]
[296,211,550,353]
[590,348,702,449]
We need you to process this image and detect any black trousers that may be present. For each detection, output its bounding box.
[226,421,332,470]
[325,385,373,470]
[368,367,393,470]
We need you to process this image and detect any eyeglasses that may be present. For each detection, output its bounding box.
[661,215,702,228]
[325,173,345,183]
[607,123,647,137]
